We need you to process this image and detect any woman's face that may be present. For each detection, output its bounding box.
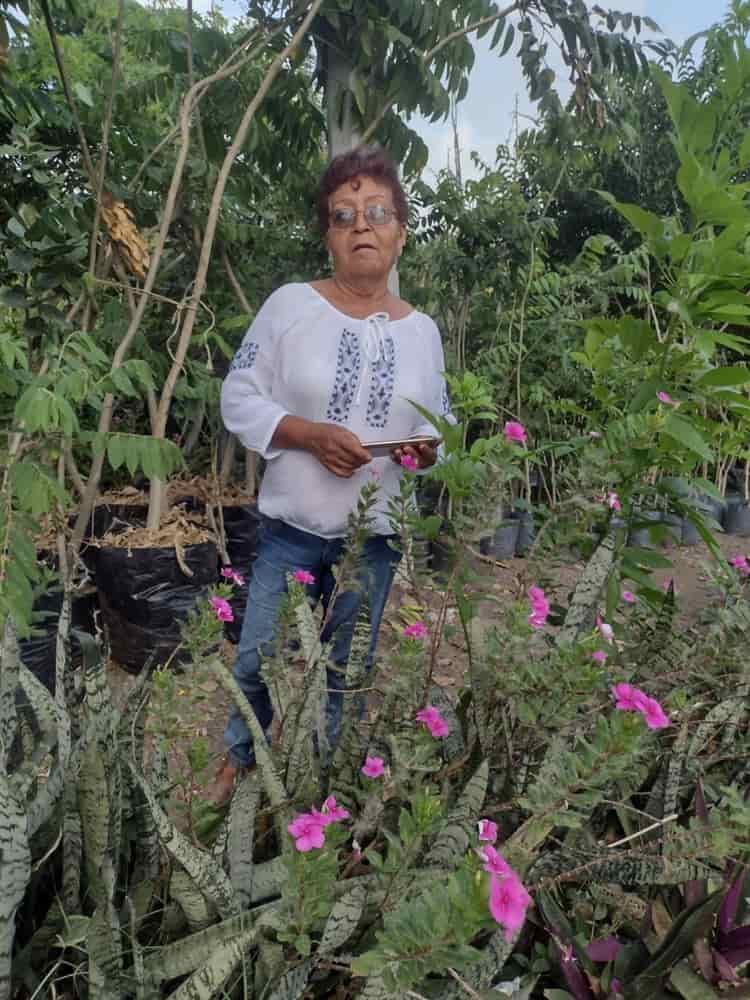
[325,175,406,282]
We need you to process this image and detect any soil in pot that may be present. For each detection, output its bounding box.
[725,500,750,537]
[93,509,217,673]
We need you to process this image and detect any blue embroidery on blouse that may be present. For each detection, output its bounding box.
[366,333,396,429]
[440,381,451,416]
[326,330,361,423]
[229,340,259,373]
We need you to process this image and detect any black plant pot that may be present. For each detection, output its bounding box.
[725,501,750,538]
[662,513,683,548]
[681,517,700,546]
[430,533,459,581]
[19,586,99,693]
[95,540,218,673]
[628,510,662,549]
[491,519,520,560]
[511,510,536,556]
[694,494,726,529]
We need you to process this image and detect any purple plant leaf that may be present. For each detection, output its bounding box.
[712,948,741,984]
[719,867,746,936]
[586,936,622,963]
[556,941,597,1000]
[717,925,750,968]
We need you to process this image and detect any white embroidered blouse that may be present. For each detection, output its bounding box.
[220,282,451,538]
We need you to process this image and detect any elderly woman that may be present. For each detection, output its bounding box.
[214,145,450,803]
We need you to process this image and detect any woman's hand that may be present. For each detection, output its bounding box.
[391,440,439,470]
[306,422,372,478]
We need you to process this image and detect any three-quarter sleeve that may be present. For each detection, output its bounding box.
[220,288,290,460]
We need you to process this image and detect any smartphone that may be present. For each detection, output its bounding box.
[362,435,439,458]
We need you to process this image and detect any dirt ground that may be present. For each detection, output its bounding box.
[105,531,747,807]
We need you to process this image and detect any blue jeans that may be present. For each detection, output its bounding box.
[224,516,401,767]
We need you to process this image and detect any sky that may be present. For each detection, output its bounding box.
[193,0,729,180]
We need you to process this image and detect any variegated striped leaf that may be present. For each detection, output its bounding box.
[0,772,30,1000]
[426,760,488,867]
[227,773,258,908]
[128,763,236,917]
[143,916,255,984]
[163,927,255,1000]
[318,880,367,954]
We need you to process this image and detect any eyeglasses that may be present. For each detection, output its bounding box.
[329,205,397,229]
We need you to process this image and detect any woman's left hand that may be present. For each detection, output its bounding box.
[391,440,439,470]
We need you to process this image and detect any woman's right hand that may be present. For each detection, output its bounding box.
[306,422,372,477]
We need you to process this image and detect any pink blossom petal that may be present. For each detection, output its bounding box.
[503,421,527,446]
[361,756,385,779]
[292,569,316,585]
[657,391,679,406]
[488,871,532,940]
[591,650,607,664]
[478,819,498,843]
[622,591,636,604]
[640,696,670,730]
[400,453,419,471]
[403,621,428,640]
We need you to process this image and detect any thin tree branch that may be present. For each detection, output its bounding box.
[221,245,251,313]
[146,0,324,527]
[186,0,207,159]
[87,0,126,283]
[130,11,297,192]
[38,0,98,188]
[361,3,520,143]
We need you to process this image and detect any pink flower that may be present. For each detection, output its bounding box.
[361,756,385,779]
[622,590,636,604]
[292,569,316,585]
[318,795,350,824]
[611,682,647,712]
[478,819,498,843]
[588,430,602,439]
[220,566,245,587]
[209,596,234,623]
[479,844,513,877]
[656,390,679,406]
[288,813,326,852]
[403,621,427,641]
[596,616,614,644]
[528,585,550,629]
[504,421,527,446]
[591,650,607,664]
[488,872,532,941]
[640,696,670,730]
[606,492,621,512]
[416,705,450,739]
[400,453,419,472]
[730,554,750,577]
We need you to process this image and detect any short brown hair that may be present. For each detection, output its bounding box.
[316,145,408,234]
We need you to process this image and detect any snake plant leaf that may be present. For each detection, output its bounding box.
[663,721,688,818]
[433,927,521,998]
[0,619,19,773]
[0,772,30,1000]
[129,763,236,917]
[249,856,286,904]
[557,531,616,646]
[79,738,113,905]
[624,891,723,999]
[163,927,256,1000]
[318,880,367,954]
[142,915,255,983]
[426,760,488,867]
[86,898,124,1000]
[227,772,258,908]
[170,866,215,931]
[357,973,402,999]
[688,697,745,760]
[266,957,314,1000]
[668,960,717,999]
[328,607,371,808]
[208,657,286,809]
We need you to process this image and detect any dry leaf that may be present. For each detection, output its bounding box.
[100,192,150,279]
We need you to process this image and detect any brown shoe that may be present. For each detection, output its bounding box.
[210,758,240,808]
